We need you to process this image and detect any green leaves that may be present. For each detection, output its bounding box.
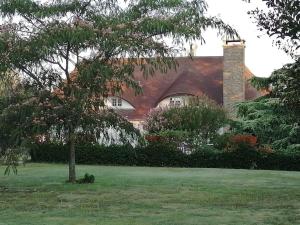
[248,0,300,57]
[0,0,237,176]
[236,97,300,150]
[250,59,300,113]
[145,96,228,145]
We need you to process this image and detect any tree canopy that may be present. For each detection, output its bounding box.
[248,0,300,56]
[0,0,237,181]
[251,59,300,113]
[236,0,300,152]
[237,97,300,150]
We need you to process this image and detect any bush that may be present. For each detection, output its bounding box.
[30,142,300,171]
[229,134,258,147]
[213,133,232,150]
[77,173,95,184]
[30,143,68,163]
[257,147,300,171]
[223,142,260,169]
[136,142,188,167]
[189,145,220,168]
[144,96,228,145]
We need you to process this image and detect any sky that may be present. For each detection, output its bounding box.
[193,0,294,77]
[1,0,294,78]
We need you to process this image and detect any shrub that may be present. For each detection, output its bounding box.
[236,97,300,151]
[229,134,258,147]
[77,173,95,184]
[136,142,188,167]
[144,96,228,145]
[257,145,274,154]
[223,142,260,169]
[213,133,232,150]
[189,145,221,168]
[29,142,300,171]
[257,150,300,171]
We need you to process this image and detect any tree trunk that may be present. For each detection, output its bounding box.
[69,132,76,183]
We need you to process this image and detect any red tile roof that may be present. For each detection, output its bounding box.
[116,56,259,121]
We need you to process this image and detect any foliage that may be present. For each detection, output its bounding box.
[248,0,300,56]
[137,142,187,167]
[223,141,260,169]
[77,173,95,184]
[238,0,300,153]
[236,61,300,152]
[144,96,228,146]
[0,0,237,181]
[0,147,29,175]
[236,97,300,150]
[251,59,300,113]
[229,134,257,147]
[0,76,35,174]
[30,142,300,171]
[213,133,232,150]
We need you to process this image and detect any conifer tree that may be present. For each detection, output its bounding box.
[0,0,237,182]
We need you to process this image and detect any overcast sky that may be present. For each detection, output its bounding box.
[193,0,294,77]
[2,0,294,78]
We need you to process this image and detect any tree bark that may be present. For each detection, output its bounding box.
[69,131,76,183]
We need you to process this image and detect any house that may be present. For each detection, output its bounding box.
[106,40,259,130]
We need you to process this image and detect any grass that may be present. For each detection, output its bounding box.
[0,164,300,225]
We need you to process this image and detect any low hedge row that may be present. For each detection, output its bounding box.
[30,142,300,171]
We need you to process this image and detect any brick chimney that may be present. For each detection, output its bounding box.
[223,40,246,117]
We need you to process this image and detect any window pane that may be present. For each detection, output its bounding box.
[118,98,122,106]
[112,98,117,106]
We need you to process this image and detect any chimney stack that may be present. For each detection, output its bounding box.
[223,40,246,117]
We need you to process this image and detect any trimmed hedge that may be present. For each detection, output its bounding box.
[30,143,300,171]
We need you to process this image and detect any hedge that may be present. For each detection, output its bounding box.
[30,142,300,171]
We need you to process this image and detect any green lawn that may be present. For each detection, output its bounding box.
[0,164,300,225]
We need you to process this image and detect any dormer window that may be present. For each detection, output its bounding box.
[112,97,122,107]
[107,97,134,110]
[170,97,181,107]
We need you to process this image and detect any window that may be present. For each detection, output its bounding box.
[117,98,122,106]
[175,100,181,107]
[170,98,175,106]
[170,97,181,107]
[112,98,117,106]
[112,98,122,107]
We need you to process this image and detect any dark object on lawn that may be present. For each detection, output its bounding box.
[77,173,95,184]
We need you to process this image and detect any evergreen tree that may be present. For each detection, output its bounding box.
[0,0,236,182]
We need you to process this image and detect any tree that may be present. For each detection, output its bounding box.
[248,0,300,56]
[144,96,228,146]
[236,0,300,151]
[237,97,300,150]
[0,0,236,182]
[251,58,300,113]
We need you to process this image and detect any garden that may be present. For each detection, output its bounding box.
[0,0,299,224]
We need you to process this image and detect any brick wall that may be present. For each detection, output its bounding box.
[223,41,246,117]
